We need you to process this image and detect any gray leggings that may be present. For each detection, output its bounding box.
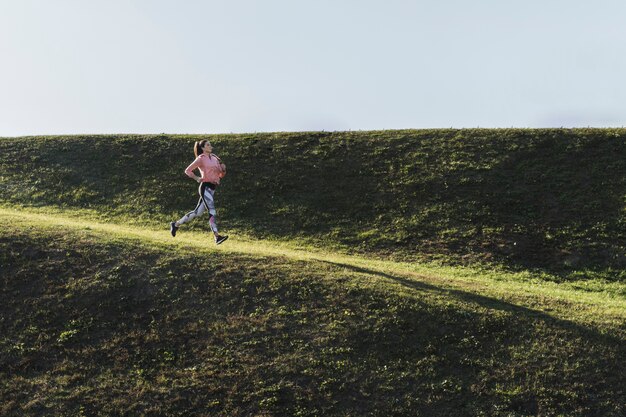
[177,182,218,233]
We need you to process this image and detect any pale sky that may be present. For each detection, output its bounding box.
[1,0,625,136]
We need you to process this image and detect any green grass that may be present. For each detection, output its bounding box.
[1,128,625,415]
[2,207,624,329]
[1,214,625,416]
[1,129,624,280]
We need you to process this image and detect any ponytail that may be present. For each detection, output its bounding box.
[194,139,210,158]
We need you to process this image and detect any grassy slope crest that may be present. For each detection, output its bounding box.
[1,128,624,279]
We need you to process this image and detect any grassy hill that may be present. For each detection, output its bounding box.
[2,214,624,416]
[1,129,624,280]
[1,129,625,415]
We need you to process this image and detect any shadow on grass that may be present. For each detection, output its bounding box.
[317,259,626,415]
[319,260,625,345]
[471,132,626,277]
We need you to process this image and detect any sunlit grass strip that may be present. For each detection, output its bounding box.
[1,205,624,330]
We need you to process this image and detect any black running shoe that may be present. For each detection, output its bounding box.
[215,235,229,245]
[170,222,178,237]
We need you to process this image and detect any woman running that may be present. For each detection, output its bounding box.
[170,140,228,244]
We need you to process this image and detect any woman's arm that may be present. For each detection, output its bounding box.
[213,154,226,178]
[184,157,202,182]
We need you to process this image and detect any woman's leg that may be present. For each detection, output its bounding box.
[199,186,219,236]
[176,196,206,226]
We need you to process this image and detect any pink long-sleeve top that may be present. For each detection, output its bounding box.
[184,153,225,184]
